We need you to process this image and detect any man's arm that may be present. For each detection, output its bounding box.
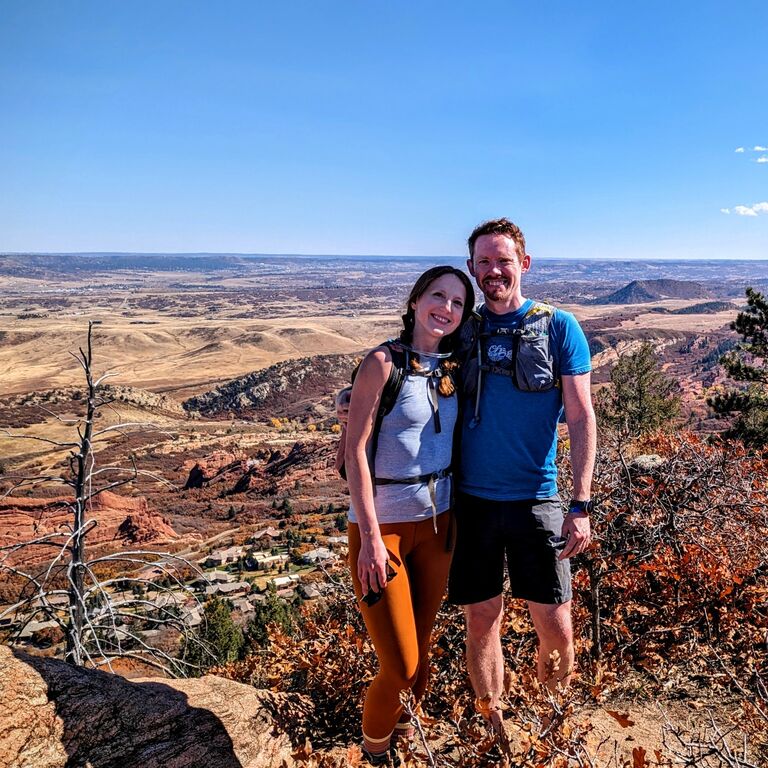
[559,371,596,559]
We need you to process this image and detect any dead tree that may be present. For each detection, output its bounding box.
[0,322,210,675]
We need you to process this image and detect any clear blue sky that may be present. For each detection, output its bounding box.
[2,1,767,259]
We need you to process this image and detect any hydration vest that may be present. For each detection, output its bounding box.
[457,302,558,428]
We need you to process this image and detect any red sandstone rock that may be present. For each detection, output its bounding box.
[0,491,177,567]
[180,451,247,489]
[0,645,308,767]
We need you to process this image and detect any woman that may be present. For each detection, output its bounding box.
[345,266,475,764]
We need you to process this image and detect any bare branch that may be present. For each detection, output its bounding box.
[0,430,80,448]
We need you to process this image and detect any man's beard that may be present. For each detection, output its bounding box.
[482,279,511,301]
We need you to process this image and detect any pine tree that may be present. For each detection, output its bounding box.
[708,287,768,446]
[595,342,681,438]
[334,513,348,532]
[245,583,297,649]
[181,596,244,675]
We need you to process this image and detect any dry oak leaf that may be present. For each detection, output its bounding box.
[293,738,314,760]
[632,746,649,767]
[607,710,635,728]
[346,745,363,766]
[475,694,494,719]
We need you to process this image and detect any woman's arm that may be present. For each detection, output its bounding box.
[345,346,392,597]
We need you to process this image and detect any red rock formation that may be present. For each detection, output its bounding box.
[180,450,248,489]
[224,440,338,497]
[0,491,177,566]
[117,512,177,544]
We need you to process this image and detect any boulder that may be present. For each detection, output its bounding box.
[0,645,311,768]
[628,454,667,475]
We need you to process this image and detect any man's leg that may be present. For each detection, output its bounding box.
[465,595,505,729]
[527,599,574,689]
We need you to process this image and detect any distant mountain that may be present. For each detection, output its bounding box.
[592,279,713,305]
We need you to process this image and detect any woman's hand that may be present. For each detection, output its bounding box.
[357,534,389,596]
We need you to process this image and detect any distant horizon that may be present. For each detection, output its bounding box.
[3,250,768,264]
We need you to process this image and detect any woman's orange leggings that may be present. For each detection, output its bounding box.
[349,512,453,748]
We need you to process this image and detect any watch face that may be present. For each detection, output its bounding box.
[570,500,593,514]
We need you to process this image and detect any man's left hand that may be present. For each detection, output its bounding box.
[559,511,591,560]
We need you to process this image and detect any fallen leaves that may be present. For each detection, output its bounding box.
[607,710,635,728]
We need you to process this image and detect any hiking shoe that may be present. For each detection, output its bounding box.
[361,746,402,767]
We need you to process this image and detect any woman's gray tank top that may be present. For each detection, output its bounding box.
[348,358,458,524]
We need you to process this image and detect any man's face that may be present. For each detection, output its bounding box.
[467,234,530,307]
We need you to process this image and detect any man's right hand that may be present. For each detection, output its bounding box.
[335,386,352,425]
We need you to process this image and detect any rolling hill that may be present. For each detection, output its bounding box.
[592,279,713,305]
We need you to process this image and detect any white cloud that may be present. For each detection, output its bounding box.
[730,202,768,216]
[756,156,768,163]
[735,147,745,152]
[753,145,768,151]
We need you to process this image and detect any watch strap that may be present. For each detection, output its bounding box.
[568,499,594,515]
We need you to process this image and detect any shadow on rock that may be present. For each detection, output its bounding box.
[1,645,309,768]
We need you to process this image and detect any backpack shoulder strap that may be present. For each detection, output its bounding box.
[522,301,559,381]
[338,340,404,481]
[367,340,409,486]
[378,340,407,416]
[522,301,556,333]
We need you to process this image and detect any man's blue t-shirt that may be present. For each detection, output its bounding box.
[459,299,592,501]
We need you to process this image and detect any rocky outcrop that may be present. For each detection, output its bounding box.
[180,451,249,489]
[0,644,311,768]
[180,442,338,498]
[0,491,177,567]
[116,512,177,544]
[101,385,186,417]
[183,352,357,419]
[588,330,688,369]
[235,441,338,496]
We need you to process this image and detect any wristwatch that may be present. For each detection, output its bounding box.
[568,499,594,515]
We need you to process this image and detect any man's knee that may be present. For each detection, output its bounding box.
[528,600,573,646]
[464,595,504,641]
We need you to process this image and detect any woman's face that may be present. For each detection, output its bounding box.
[410,273,467,343]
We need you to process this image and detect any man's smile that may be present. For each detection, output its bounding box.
[483,278,508,288]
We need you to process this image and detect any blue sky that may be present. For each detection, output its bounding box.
[2,1,767,259]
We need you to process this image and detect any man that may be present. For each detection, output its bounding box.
[449,218,595,730]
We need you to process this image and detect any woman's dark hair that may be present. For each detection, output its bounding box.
[399,266,475,397]
[400,265,475,350]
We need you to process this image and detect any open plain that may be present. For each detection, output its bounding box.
[3,253,764,396]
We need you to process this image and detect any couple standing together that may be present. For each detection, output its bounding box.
[342,218,596,763]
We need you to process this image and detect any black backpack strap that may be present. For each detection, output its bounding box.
[369,341,407,489]
[378,341,407,416]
